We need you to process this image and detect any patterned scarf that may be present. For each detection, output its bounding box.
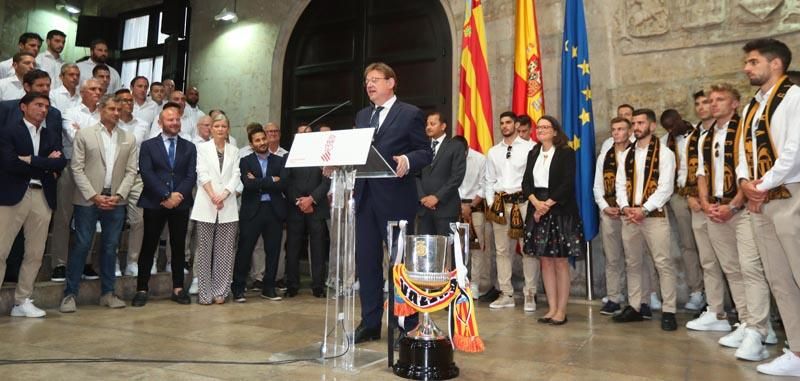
[700,116,740,202]
[602,142,629,207]
[624,138,665,217]
[683,122,711,197]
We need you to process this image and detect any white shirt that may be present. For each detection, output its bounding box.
[736,83,800,190]
[696,121,731,198]
[0,75,24,101]
[62,103,100,159]
[98,125,119,189]
[183,104,205,126]
[430,135,445,157]
[615,139,675,211]
[117,116,150,147]
[133,98,159,125]
[77,58,121,94]
[458,148,486,200]
[36,50,63,89]
[372,95,397,130]
[50,85,81,112]
[533,145,554,188]
[484,136,536,205]
[23,118,43,186]
[593,140,628,211]
[147,112,196,141]
[0,58,14,80]
[660,131,690,187]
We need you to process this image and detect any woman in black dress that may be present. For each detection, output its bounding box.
[521,115,585,325]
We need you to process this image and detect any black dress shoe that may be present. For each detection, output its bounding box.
[284,288,298,298]
[233,293,246,303]
[354,323,381,344]
[312,288,326,298]
[537,317,552,324]
[640,303,653,320]
[171,289,191,305]
[131,291,148,307]
[260,288,282,301]
[275,279,288,292]
[479,287,501,303]
[550,316,568,325]
[661,312,678,331]
[612,305,644,323]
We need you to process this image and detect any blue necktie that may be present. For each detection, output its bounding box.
[370,106,384,132]
[168,138,176,168]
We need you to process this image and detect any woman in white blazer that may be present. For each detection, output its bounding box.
[190,114,241,304]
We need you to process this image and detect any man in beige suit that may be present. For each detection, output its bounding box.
[59,94,138,313]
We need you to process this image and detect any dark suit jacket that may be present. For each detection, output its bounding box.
[0,120,67,209]
[354,100,432,218]
[522,145,578,216]
[0,99,63,144]
[416,136,466,218]
[137,134,197,211]
[239,152,288,221]
[283,166,331,220]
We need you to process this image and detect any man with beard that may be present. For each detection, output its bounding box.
[77,39,121,94]
[130,76,158,125]
[0,53,36,101]
[0,33,42,79]
[184,86,205,125]
[36,30,66,89]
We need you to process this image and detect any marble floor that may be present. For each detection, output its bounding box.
[0,292,788,381]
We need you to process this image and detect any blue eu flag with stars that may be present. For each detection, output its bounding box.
[561,0,598,241]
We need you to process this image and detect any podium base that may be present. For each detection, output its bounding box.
[393,336,459,380]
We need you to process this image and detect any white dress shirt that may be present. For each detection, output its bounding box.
[183,104,205,126]
[99,125,119,189]
[430,135,445,157]
[77,58,121,94]
[697,121,731,198]
[458,148,486,200]
[133,98,159,125]
[615,139,675,211]
[736,83,800,190]
[372,95,397,130]
[23,118,43,186]
[117,116,150,147]
[484,136,536,205]
[593,139,628,210]
[0,75,24,101]
[533,145,554,188]
[49,85,81,112]
[36,50,63,89]
[0,58,14,80]
[62,103,100,159]
[660,131,690,187]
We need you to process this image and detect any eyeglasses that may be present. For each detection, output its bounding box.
[364,77,388,85]
[506,145,512,159]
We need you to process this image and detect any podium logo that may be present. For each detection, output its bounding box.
[321,134,336,162]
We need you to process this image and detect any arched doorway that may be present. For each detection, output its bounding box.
[281,0,452,146]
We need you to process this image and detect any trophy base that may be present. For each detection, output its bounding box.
[393,336,459,380]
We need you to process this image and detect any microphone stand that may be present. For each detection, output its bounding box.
[308,100,352,128]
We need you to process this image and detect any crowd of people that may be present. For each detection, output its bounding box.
[0,28,798,378]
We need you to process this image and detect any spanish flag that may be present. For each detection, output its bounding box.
[457,0,493,154]
[512,0,545,140]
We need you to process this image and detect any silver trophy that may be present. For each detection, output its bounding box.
[393,231,459,380]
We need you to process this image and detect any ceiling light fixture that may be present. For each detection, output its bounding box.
[56,1,81,15]
[214,0,238,23]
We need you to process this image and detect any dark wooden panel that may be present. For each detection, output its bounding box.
[298,28,356,66]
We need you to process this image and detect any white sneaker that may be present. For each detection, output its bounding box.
[719,322,747,348]
[757,349,800,377]
[684,291,705,310]
[188,277,199,295]
[165,262,172,273]
[766,321,778,345]
[470,283,479,300]
[124,263,138,277]
[523,291,536,312]
[649,292,662,311]
[10,298,46,318]
[601,296,609,304]
[489,294,515,309]
[736,327,769,361]
[685,308,731,332]
[115,262,122,277]
[151,263,157,274]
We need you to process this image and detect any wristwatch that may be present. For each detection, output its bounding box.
[641,207,650,217]
[730,205,742,214]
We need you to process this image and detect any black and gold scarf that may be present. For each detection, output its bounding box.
[700,116,739,203]
[684,121,712,197]
[602,142,629,207]
[734,75,793,201]
[625,138,665,217]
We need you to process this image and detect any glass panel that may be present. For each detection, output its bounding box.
[152,56,164,82]
[121,60,137,89]
[138,58,154,82]
[158,12,169,44]
[122,15,150,50]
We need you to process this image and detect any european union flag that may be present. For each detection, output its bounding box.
[561,0,598,241]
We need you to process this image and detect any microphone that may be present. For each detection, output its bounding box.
[308,100,352,128]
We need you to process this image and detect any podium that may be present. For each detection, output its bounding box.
[273,128,395,371]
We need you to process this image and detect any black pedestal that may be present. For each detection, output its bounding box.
[393,336,459,380]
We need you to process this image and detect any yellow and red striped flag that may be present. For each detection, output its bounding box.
[457,0,493,154]
[512,0,545,140]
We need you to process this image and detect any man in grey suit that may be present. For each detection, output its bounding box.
[416,111,467,235]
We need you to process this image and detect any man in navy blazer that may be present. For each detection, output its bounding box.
[0,92,67,317]
[132,104,197,307]
[353,62,432,343]
[231,127,288,302]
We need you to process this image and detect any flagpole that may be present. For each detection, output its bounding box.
[585,241,593,300]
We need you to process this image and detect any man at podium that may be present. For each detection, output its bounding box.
[353,62,432,343]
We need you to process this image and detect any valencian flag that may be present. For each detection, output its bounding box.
[512,0,545,140]
[561,0,598,240]
[457,0,493,154]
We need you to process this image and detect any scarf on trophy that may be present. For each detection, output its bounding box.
[625,138,665,217]
[683,122,711,197]
[486,192,524,239]
[389,222,485,353]
[700,116,739,203]
[734,75,793,201]
[602,143,628,207]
